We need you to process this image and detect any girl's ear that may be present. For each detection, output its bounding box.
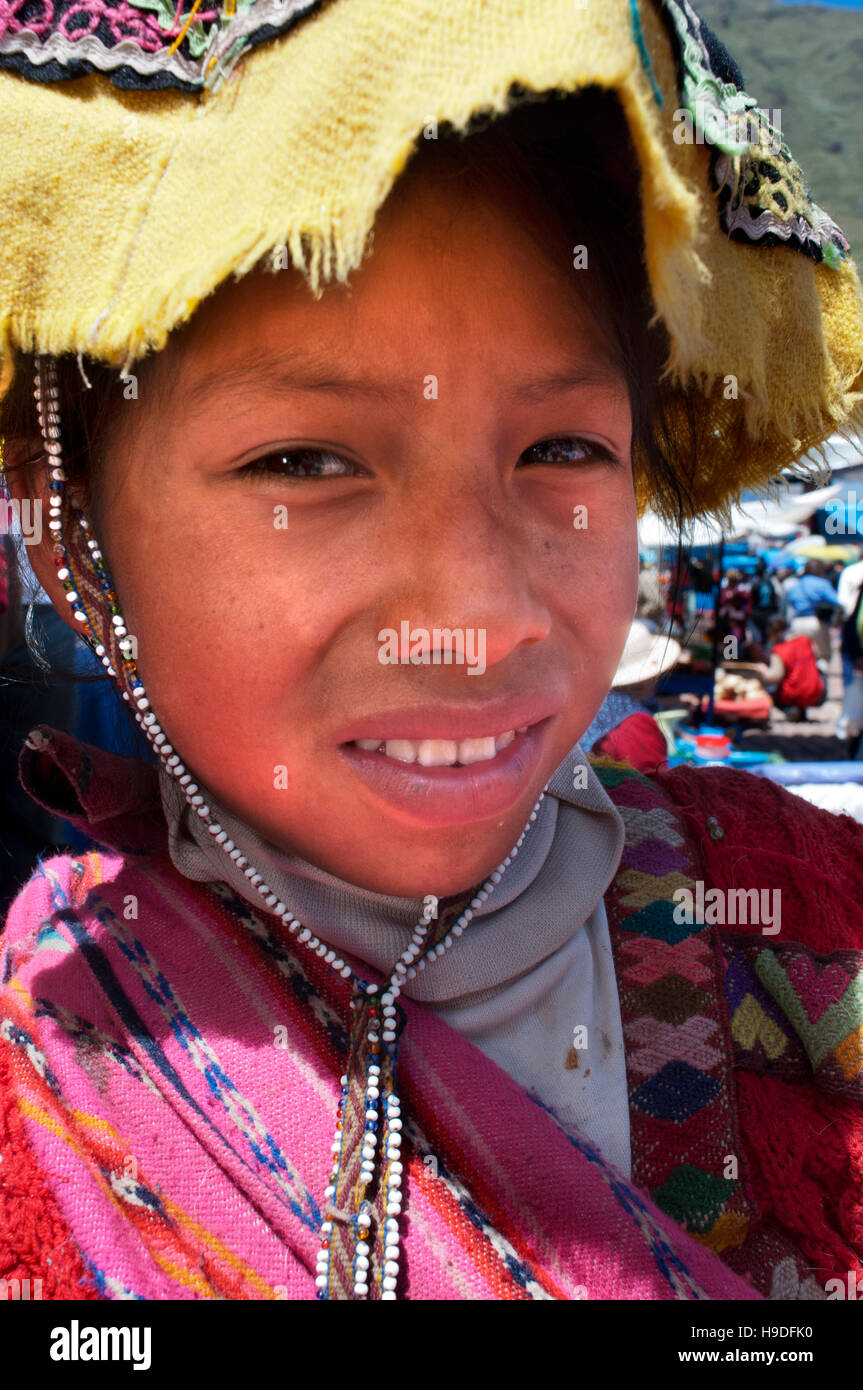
[2,434,85,633]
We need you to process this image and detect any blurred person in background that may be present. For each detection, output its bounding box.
[718,567,751,653]
[784,558,842,663]
[755,616,826,723]
[836,555,863,740]
[838,554,863,621]
[749,556,781,646]
[636,560,665,632]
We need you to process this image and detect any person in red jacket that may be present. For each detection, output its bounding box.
[756,617,826,721]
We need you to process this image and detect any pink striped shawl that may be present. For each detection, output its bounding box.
[1,844,761,1300]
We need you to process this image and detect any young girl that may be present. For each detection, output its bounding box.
[1,0,862,1303]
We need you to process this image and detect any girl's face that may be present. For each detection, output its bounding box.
[39,160,639,896]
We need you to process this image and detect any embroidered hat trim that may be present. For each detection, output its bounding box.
[0,0,322,93]
[663,0,849,266]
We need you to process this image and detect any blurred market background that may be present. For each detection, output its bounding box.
[575,1,863,823]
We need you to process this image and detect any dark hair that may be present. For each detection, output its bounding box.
[0,85,698,666]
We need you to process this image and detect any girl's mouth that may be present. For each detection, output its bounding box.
[338,718,552,827]
[349,727,525,767]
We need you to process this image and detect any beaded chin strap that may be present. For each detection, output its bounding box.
[35,353,546,1301]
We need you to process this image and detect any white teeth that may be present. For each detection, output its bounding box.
[417,739,458,767]
[385,739,418,763]
[457,737,497,765]
[357,730,520,767]
[516,726,528,734]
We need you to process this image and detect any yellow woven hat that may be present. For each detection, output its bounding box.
[1,0,861,518]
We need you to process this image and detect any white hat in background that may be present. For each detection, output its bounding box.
[613,620,682,690]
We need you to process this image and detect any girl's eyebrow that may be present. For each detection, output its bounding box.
[174,347,626,422]
[517,366,628,403]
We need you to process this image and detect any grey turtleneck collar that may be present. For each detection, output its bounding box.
[157,747,625,1009]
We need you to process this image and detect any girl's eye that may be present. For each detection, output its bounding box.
[235,438,618,479]
[237,448,365,480]
[518,436,620,468]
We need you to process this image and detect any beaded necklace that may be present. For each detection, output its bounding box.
[30,353,546,1300]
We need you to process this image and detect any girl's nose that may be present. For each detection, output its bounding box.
[379,478,553,671]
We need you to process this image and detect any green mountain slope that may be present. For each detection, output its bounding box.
[694,0,863,254]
